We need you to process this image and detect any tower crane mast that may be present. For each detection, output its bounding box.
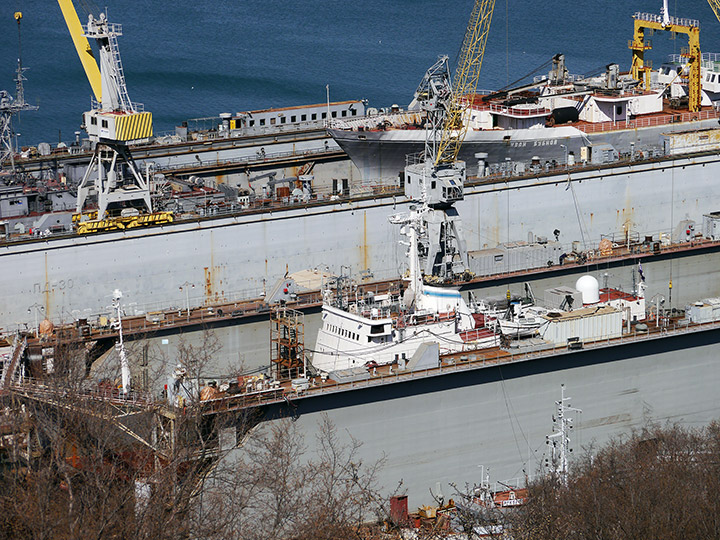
[0,12,38,174]
[397,0,495,283]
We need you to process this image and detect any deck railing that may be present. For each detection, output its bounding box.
[575,109,720,134]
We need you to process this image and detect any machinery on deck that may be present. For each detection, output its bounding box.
[58,0,172,233]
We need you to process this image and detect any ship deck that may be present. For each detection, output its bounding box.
[16,308,710,416]
[349,102,720,136]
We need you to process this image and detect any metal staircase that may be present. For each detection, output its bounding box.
[0,335,26,395]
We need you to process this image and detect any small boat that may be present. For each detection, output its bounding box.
[497,303,549,338]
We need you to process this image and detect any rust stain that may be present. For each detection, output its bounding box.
[204,267,213,301]
[204,232,226,303]
[621,187,634,233]
[44,252,52,316]
[203,265,226,302]
[490,194,501,246]
[362,211,369,272]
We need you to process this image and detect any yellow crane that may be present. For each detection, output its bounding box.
[708,0,720,23]
[57,1,170,233]
[629,1,701,112]
[436,0,496,166]
[398,0,495,281]
[57,0,102,102]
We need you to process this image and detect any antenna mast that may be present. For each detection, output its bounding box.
[546,384,582,485]
[0,12,38,176]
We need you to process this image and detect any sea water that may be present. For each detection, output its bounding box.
[0,0,717,147]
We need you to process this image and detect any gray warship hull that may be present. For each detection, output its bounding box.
[4,149,720,331]
[329,116,720,180]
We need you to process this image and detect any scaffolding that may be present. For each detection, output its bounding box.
[270,307,306,381]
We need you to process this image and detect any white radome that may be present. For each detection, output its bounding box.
[575,275,600,304]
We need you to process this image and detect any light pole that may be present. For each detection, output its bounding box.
[560,144,568,168]
[27,303,44,338]
[179,282,195,322]
[112,289,131,395]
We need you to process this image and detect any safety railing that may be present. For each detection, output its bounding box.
[575,109,720,134]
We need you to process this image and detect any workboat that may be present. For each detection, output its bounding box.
[496,305,550,339]
[311,202,498,375]
[481,274,647,340]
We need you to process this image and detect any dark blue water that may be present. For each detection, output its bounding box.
[1,0,718,146]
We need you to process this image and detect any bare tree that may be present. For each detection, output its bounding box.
[511,422,720,540]
[0,337,389,540]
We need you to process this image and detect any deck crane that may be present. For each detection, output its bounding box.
[395,0,495,282]
[629,0,701,112]
[58,1,170,231]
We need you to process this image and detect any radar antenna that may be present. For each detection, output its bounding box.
[0,12,38,176]
[545,384,582,485]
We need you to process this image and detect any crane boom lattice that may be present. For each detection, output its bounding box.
[436,0,496,166]
[709,0,720,23]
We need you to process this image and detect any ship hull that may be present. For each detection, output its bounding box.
[329,117,720,181]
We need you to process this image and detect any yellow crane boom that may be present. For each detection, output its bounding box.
[57,0,102,102]
[436,0,496,166]
[709,0,720,23]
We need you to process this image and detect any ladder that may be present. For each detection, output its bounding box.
[108,34,133,112]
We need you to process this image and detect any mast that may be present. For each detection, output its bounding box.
[546,384,582,485]
[112,289,131,395]
[0,12,38,175]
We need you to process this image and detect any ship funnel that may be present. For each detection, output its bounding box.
[575,275,600,304]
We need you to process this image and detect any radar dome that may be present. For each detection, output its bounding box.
[575,275,600,304]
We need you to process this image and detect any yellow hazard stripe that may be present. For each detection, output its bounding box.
[116,112,153,141]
